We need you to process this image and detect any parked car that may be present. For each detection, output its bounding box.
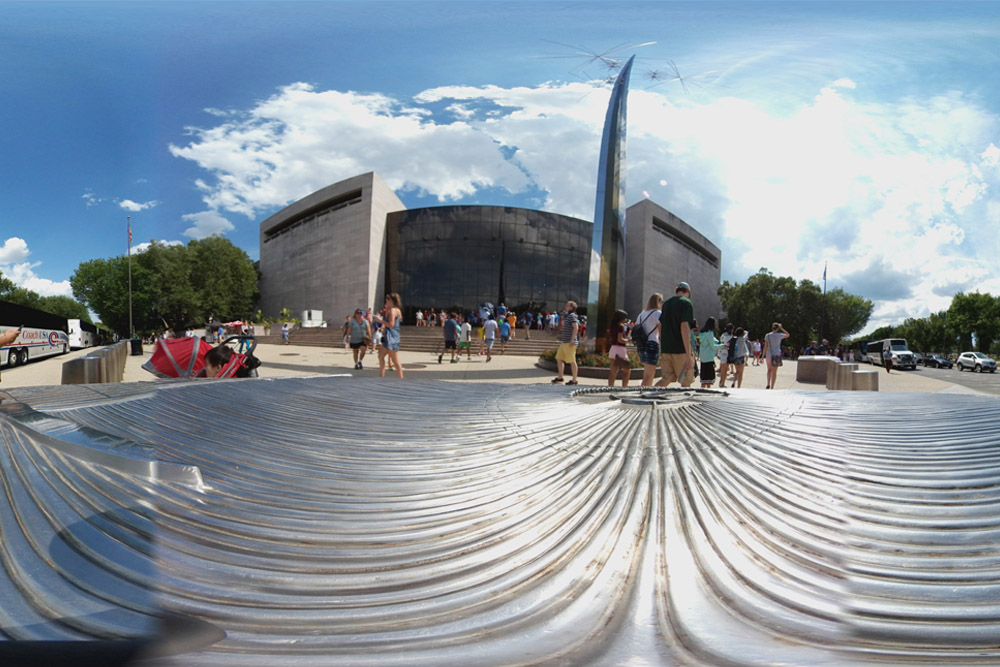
[956,351,997,373]
[924,354,953,369]
[913,352,925,366]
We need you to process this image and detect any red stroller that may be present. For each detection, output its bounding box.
[143,335,260,379]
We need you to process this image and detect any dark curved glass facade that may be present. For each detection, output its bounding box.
[386,206,590,322]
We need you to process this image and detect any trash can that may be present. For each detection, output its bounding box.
[130,338,143,356]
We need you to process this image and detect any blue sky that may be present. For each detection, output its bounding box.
[3,1,999,333]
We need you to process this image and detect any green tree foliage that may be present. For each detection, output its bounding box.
[36,295,92,321]
[948,292,1000,352]
[70,237,257,336]
[897,311,955,353]
[718,269,873,348]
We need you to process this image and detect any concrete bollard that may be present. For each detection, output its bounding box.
[797,355,839,384]
[62,355,106,384]
[826,361,840,389]
[851,369,879,391]
[834,363,859,390]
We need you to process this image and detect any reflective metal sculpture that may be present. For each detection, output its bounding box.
[3,378,1000,665]
[587,56,633,352]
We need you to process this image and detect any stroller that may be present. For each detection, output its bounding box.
[143,335,261,379]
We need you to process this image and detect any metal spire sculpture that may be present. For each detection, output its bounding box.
[587,55,634,352]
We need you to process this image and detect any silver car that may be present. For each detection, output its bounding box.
[957,351,997,373]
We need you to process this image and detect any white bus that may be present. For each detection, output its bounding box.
[1,300,71,368]
[866,338,917,370]
[67,318,96,349]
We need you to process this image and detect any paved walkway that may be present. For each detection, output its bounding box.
[0,343,987,395]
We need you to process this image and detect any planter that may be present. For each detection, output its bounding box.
[536,358,659,380]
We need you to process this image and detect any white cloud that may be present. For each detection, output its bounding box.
[0,238,72,297]
[82,191,104,207]
[131,240,184,254]
[119,199,158,212]
[0,237,30,264]
[182,210,234,239]
[170,79,1000,333]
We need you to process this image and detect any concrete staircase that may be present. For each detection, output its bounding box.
[255,325,562,357]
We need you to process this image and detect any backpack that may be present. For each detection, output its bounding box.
[632,312,651,345]
[728,335,738,360]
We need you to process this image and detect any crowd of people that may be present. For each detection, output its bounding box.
[559,282,797,390]
[318,288,848,388]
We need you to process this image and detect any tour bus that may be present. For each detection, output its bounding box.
[1,300,71,368]
[866,338,917,370]
[851,340,871,364]
[67,318,97,349]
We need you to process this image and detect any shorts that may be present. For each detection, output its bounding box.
[383,328,400,352]
[349,341,365,349]
[458,341,471,349]
[769,354,782,367]
[637,340,660,366]
[444,340,457,349]
[661,353,694,387]
[555,342,577,364]
[609,344,629,361]
[700,362,716,383]
[501,335,510,343]
[485,338,495,349]
[731,356,746,366]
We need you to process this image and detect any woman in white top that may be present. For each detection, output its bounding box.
[635,292,663,387]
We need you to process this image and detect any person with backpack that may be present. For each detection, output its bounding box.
[633,292,663,387]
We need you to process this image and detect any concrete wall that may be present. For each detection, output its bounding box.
[624,199,722,325]
[258,172,404,324]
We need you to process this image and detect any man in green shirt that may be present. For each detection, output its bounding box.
[656,282,695,387]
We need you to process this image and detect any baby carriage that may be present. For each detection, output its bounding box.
[143,334,260,379]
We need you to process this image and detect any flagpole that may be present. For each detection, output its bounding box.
[128,216,133,339]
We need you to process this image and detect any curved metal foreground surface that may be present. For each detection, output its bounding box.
[2,377,1000,665]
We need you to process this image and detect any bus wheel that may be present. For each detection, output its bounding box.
[63,344,68,354]
[6,350,17,368]
[18,349,29,366]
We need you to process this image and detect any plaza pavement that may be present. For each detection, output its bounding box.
[0,342,987,395]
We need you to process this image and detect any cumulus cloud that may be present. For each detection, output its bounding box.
[0,237,30,264]
[169,78,1000,333]
[0,238,71,297]
[182,210,235,239]
[119,199,158,212]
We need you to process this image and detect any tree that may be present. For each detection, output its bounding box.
[36,295,92,322]
[822,288,873,344]
[948,292,1000,352]
[71,255,156,335]
[70,236,258,337]
[719,268,872,348]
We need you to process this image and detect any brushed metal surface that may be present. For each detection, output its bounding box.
[2,378,999,665]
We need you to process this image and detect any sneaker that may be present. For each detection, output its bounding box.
[438,354,443,364]
[358,362,363,370]
[450,359,458,363]
[566,380,578,385]
[551,377,564,383]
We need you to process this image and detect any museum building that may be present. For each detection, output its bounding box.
[258,171,722,325]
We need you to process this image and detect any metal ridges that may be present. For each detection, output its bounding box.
[2,379,1000,665]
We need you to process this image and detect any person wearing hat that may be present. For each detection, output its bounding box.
[656,282,695,388]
